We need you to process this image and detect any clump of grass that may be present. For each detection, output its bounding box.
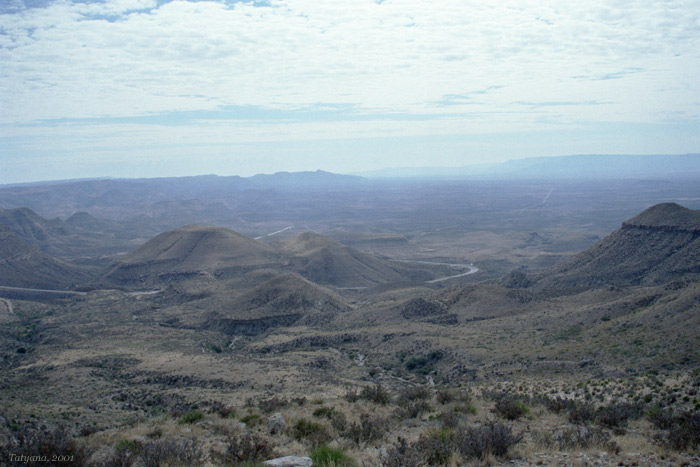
[534,424,614,451]
[310,445,356,466]
[115,438,141,453]
[178,410,205,425]
[313,406,338,419]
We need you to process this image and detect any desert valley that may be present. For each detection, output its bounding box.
[1,155,700,466]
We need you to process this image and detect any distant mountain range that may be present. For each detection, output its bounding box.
[359,154,700,179]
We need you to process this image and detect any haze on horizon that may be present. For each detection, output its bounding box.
[1,0,699,184]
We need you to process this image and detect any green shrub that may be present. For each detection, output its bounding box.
[293,419,332,446]
[313,407,337,419]
[493,397,529,420]
[310,445,356,466]
[241,413,262,427]
[178,410,205,425]
[115,438,142,453]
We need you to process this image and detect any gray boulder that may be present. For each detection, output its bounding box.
[263,456,313,467]
[266,412,287,434]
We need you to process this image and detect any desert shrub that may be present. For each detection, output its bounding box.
[398,385,430,403]
[440,408,469,429]
[209,400,235,418]
[595,402,642,433]
[329,411,347,433]
[344,413,389,445]
[493,396,529,420]
[1,424,93,467]
[379,437,423,467]
[396,399,431,420]
[79,424,100,437]
[436,388,454,405]
[455,421,523,459]
[309,445,356,466]
[140,437,202,467]
[344,387,360,403]
[540,395,570,414]
[178,410,205,425]
[359,384,391,405]
[223,432,272,464]
[104,448,138,467]
[535,424,613,450]
[656,411,700,451]
[436,387,471,406]
[405,357,432,374]
[454,403,477,416]
[258,396,290,414]
[293,419,332,446]
[413,429,452,465]
[646,406,676,430]
[567,401,596,424]
[146,427,163,439]
[5,425,92,466]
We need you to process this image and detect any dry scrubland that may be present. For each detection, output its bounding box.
[1,174,700,465]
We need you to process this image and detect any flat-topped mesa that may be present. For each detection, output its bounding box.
[529,202,700,291]
[622,203,700,232]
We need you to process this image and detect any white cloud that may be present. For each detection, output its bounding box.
[1,0,699,182]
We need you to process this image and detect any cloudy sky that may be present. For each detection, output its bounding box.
[1,0,699,183]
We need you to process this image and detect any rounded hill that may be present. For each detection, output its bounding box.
[278,232,424,288]
[0,224,90,289]
[622,202,700,231]
[104,225,279,284]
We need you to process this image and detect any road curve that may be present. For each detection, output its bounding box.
[392,260,479,283]
[0,285,87,296]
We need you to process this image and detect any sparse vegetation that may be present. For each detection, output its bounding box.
[2,179,700,466]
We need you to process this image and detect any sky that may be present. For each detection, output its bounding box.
[1,0,699,183]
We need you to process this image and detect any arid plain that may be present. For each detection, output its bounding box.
[1,159,700,466]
